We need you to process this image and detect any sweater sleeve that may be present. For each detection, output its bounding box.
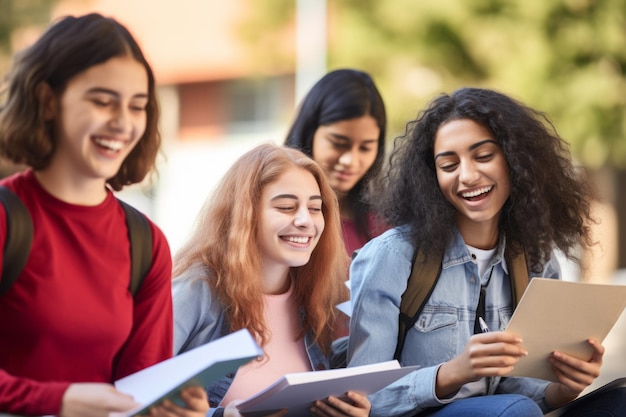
[112,222,174,380]
[0,191,71,416]
[0,369,69,415]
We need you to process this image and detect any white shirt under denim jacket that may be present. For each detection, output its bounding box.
[172,264,339,417]
[347,225,561,417]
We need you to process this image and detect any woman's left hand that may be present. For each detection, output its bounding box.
[147,386,209,417]
[310,391,370,417]
[546,338,604,407]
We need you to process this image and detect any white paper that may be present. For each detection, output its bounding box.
[505,278,626,381]
[335,280,352,316]
[237,360,417,416]
[335,300,352,317]
[115,329,262,416]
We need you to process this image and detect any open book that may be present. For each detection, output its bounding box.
[236,360,417,416]
[115,329,262,416]
[505,278,626,381]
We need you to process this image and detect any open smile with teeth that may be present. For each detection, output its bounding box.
[94,137,126,152]
[284,236,311,244]
[461,186,493,199]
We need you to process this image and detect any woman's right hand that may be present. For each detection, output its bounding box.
[435,331,528,398]
[223,400,287,417]
[60,382,139,417]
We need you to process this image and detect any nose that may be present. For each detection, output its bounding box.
[338,149,354,166]
[459,160,480,185]
[109,105,131,132]
[293,206,313,228]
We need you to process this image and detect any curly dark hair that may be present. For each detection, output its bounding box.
[284,69,386,242]
[375,87,595,272]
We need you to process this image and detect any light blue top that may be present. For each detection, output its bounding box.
[347,225,561,417]
[172,264,332,415]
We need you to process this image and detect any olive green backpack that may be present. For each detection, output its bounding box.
[394,248,530,360]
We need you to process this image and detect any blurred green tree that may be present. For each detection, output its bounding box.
[240,0,626,169]
[0,0,57,75]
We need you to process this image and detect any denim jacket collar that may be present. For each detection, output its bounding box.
[442,226,510,275]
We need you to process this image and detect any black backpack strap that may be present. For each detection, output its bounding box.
[395,249,442,361]
[118,199,152,296]
[0,186,34,296]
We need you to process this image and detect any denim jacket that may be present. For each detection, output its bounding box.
[172,264,331,416]
[347,225,560,417]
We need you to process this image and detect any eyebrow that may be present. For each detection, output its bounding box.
[328,133,378,144]
[87,87,148,100]
[434,139,498,161]
[270,194,322,201]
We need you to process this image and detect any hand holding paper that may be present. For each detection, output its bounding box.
[236,360,417,416]
[115,329,262,416]
[505,278,626,382]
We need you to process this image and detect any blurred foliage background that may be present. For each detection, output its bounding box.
[240,0,626,169]
[1,0,625,271]
[2,0,624,168]
[0,0,56,73]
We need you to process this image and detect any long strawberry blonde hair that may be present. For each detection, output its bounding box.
[173,143,349,353]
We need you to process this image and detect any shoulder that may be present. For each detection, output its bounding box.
[350,225,416,290]
[173,264,220,307]
[359,225,415,259]
[173,264,227,353]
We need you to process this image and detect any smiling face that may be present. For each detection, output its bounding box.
[311,115,380,196]
[434,118,511,244]
[258,167,325,280]
[47,55,148,185]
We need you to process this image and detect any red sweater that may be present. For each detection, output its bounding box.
[341,212,389,257]
[0,170,173,415]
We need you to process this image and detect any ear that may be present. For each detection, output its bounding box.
[36,82,58,121]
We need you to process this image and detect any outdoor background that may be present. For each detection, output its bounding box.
[1,0,625,395]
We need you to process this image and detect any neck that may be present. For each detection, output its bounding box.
[34,169,108,206]
[456,217,500,250]
[261,265,291,295]
[337,194,353,220]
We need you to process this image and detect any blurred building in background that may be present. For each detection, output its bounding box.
[32,0,326,252]
[2,0,625,282]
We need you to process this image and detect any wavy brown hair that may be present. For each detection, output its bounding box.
[173,143,349,353]
[374,87,595,272]
[0,13,160,190]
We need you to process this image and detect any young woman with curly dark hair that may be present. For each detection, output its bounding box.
[347,87,625,416]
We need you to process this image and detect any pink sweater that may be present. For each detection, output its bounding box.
[221,281,311,405]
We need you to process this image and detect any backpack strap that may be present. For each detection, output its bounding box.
[118,199,152,296]
[394,249,442,361]
[0,186,34,296]
[395,246,530,361]
[504,247,529,308]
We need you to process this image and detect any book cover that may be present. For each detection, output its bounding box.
[115,329,262,416]
[236,360,417,416]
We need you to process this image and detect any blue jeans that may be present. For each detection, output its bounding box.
[419,394,543,417]
[560,387,626,417]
